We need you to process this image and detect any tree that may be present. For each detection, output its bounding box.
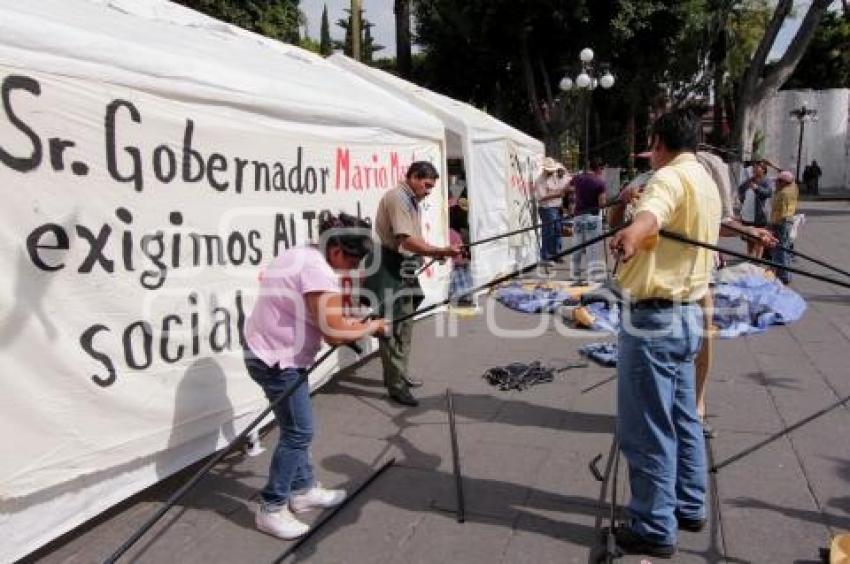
[413,1,716,160]
[172,0,303,44]
[783,10,850,90]
[362,22,385,63]
[319,4,333,56]
[334,8,383,62]
[394,0,412,78]
[731,0,833,160]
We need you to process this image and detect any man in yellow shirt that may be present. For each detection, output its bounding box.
[607,110,721,558]
[769,170,799,284]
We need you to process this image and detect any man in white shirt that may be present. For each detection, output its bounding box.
[534,157,569,263]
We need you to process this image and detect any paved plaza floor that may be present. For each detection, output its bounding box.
[29,201,850,564]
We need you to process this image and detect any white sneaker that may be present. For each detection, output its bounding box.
[289,483,347,513]
[255,505,309,539]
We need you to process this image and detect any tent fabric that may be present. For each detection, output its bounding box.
[328,55,544,289]
[0,0,445,143]
[0,1,450,560]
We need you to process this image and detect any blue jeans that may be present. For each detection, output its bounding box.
[538,206,561,260]
[617,303,706,545]
[770,220,793,284]
[570,214,603,279]
[244,350,314,512]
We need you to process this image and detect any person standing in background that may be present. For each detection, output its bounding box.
[769,170,799,284]
[534,157,568,264]
[569,157,607,282]
[738,161,773,258]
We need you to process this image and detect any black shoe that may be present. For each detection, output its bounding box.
[389,389,419,407]
[403,376,424,388]
[608,526,676,559]
[677,514,707,532]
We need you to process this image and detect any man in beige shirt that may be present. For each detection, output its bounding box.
[365,161,460,407]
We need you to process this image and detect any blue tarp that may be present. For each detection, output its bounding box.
[581,277,806,338]
[497,275,806,339]
[579,342,618,366]
[494,283,579,313]
[711,276,807,338]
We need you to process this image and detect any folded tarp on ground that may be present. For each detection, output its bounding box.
[579,342,618,367]
[576,276,805,338]
[493,282,582,313]
[496,270,806,339]
[711,275,807,338]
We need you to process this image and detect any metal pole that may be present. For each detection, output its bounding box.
[446,389,466,523]
[585,93,591,170]
[658,229,850,290]
[711,394,850,473]
[795,116,805,183]
[275,458,396,562]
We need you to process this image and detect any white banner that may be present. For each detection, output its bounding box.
[0,66,447,560]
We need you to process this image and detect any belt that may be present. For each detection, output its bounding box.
[629,298,696,310]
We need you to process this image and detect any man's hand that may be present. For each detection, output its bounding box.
[618,185,644,205]
[609,229,639,263]
[750,227,778,248]
[609,211,659,263]
[369,318,391,338]
[443,243,463,258]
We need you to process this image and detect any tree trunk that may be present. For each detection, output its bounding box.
[394,0,411,78]
[626,105,635,174]
[519,29,551,153]
[710,24,727,145]
[351,0,362,61]
[732,0,832,160]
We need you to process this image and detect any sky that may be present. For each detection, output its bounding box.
[300,0,398,55]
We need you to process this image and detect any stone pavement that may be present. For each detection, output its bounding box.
[29,201,850,564]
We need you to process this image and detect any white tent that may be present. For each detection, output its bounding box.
[0,1,450,560]
[760,88,850,191]
[329,55,545,289]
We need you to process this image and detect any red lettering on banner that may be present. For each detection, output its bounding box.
[335,148,350,190]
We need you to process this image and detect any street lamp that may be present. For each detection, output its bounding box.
[789,103,818,183]
[559,48,615,170]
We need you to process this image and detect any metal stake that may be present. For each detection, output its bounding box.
[446,389,466,523]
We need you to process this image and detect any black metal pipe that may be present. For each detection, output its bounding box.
[397,225,628,326]
[711,394,850,473]
[415,215,566,276]
[106,225,626,562]
[659,229,850,290]
[446,389,466,523]
[274,457,397,562]
[102,346,339,564]
[720,220,850,281]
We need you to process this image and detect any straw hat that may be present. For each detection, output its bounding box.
[541,157,559,172]
[777,170,795,184]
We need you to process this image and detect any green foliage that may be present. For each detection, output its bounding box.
[300,36,322,54]
[412,0,715,160]
[319,4,332,56]
[727,0,772,81]
[334,8,384,61]
[172,0,303,44]
[783,11,850,90]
